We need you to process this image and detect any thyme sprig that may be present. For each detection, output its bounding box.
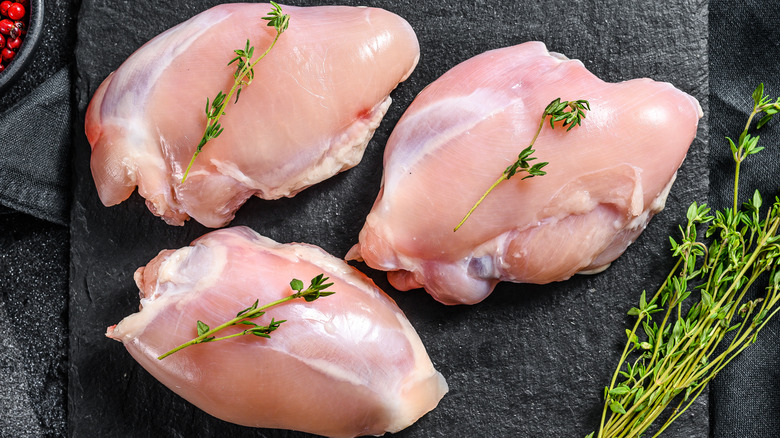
[157,274,334,360]
[181,2,290,183]
[454,98,589,231]
[728,82,780,214]
[588,84,780,438]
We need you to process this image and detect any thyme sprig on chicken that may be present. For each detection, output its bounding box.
[181,2,290,182]
[588,84,780,438]
[157,274,334,360]
[454,98,589,231]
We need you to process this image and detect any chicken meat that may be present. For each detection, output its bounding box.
[107,226,447,437]
[348,42,702,305]
[86,4,419,227]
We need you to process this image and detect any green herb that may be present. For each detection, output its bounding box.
[157,274,334,360]
[590,84,780,438]
[181,2,290,183]
[453,98,589,232]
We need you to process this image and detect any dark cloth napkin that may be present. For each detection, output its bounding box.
[708,1,780,437]
[0,0,778,437]
[0,67,71,225]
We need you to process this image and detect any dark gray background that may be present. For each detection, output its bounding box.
[1,0,777,437]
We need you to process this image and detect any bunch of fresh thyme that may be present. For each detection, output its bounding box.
[588,84,780,438]
[181,2,290,182]
[157,274,334,360]
[454,98,589,231]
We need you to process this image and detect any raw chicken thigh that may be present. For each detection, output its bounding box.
[348,42,702,305]
[86,4,419,228]
[107,227,447,437]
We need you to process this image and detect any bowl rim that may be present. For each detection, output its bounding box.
[0,0,46,93]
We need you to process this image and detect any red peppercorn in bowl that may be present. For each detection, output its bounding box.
[0,0,43,91]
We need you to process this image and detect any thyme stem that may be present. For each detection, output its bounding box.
[157,274,334,360]
[454,173,508,232]
[453,98,589,232]
[181,2,290,183]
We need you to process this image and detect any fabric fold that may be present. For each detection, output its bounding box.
[0,67,72,225]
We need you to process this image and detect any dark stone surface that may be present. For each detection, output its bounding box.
[0,211,68,437]
[69,1,708,437]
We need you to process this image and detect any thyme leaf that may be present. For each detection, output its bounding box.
[157,274,335,360]
[454,98,589,231]
[181,2,290,182]
[590,84,780,438]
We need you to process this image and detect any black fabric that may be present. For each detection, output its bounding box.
[708,1,780,437]
[0,67,72,225]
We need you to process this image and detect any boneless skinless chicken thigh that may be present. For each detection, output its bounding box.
[348,42,702,305]
[86,4,419,227]
[107,227,447,437]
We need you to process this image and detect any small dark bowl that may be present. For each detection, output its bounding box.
[0,0,45,92]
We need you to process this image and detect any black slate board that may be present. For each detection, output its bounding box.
[70,1,708,436]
